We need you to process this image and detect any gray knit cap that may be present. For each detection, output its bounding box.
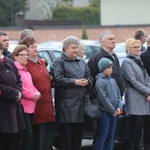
[98,58,113,72]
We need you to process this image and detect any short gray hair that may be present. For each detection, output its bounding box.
[62,36,80,51]
[79,41,85,48]
[146,35,150,43]
[99,31,113,41]
[19,29,35,44]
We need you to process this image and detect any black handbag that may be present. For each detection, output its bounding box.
[84,94,101,120]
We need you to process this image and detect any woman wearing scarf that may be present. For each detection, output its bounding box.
[121,38,150,150]
[20,37,55,150]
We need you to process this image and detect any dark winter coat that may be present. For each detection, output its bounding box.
[87,47,124,96]
[3,50,11,58]
[0,57,25,133]
[52,53,93,123]
[140,47,150,76]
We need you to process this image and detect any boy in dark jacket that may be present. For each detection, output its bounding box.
[93,58,122,150]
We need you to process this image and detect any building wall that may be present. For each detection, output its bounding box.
[2,26,150,44]
[101,0,150,26]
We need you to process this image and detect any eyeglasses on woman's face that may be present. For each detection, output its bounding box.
[18,54,28,57]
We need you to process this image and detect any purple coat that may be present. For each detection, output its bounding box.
[0,57,25,133]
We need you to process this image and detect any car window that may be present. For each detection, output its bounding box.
[38,51,52,72]
[53,51,62,58]
[84,45,100,59]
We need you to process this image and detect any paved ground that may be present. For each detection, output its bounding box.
[53,139,126,150]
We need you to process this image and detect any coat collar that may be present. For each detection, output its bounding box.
[100,47,118,61]
[14,61,28,71]
[27,58,42,66]
[0,57,13,70]
[61,53,81,62]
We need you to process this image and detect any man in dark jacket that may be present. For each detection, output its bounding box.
[87,31,124,96]
[140,35,150,150]
[140,35,150,76]
[0,32,11,57]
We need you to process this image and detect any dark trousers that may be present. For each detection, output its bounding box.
[0,133,18,150]
[19,113,33,150]
[144,115,150,150]
[59,123,83,150]
[33,122,53,150]
[127,115,143,150]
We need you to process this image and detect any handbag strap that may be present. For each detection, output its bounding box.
[88,86,97,99]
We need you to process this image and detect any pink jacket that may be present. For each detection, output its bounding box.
[15,62,39,114]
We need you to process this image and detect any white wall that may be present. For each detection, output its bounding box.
[101,0,150,26]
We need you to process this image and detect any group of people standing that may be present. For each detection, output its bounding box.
[0,30,54,150]
[88,29,150,150]
[0,28,150,150]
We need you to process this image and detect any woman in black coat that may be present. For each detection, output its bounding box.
[52,36,93,150]
[0,41,25,150]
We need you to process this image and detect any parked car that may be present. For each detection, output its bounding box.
[39,40,100,62]
[37,44,131,149]
[114,42,147,64]
[113,42,126,64]
[8,40,18,52]
[38,45,62,73]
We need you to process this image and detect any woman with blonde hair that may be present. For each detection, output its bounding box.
[121,38,150,150]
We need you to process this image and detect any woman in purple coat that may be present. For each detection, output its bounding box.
[0,41,25,150]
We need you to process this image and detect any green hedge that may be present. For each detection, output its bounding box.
[52,6,100,25]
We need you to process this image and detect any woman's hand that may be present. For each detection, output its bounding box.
[146,95,150,102]
[16,92,22,102]
[75,79,89,86]
[34,91,41,103]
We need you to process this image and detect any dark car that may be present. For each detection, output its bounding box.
[38,44,131,149]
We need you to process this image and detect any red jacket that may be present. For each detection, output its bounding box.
[26,58,55,125]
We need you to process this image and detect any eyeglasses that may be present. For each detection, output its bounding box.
[130,46,141,49]
[18,54,28,57]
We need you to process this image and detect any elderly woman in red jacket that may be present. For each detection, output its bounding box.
[0,41,25,150]
[20,36,55,150]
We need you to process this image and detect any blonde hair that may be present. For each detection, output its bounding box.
[125,38,141,53]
